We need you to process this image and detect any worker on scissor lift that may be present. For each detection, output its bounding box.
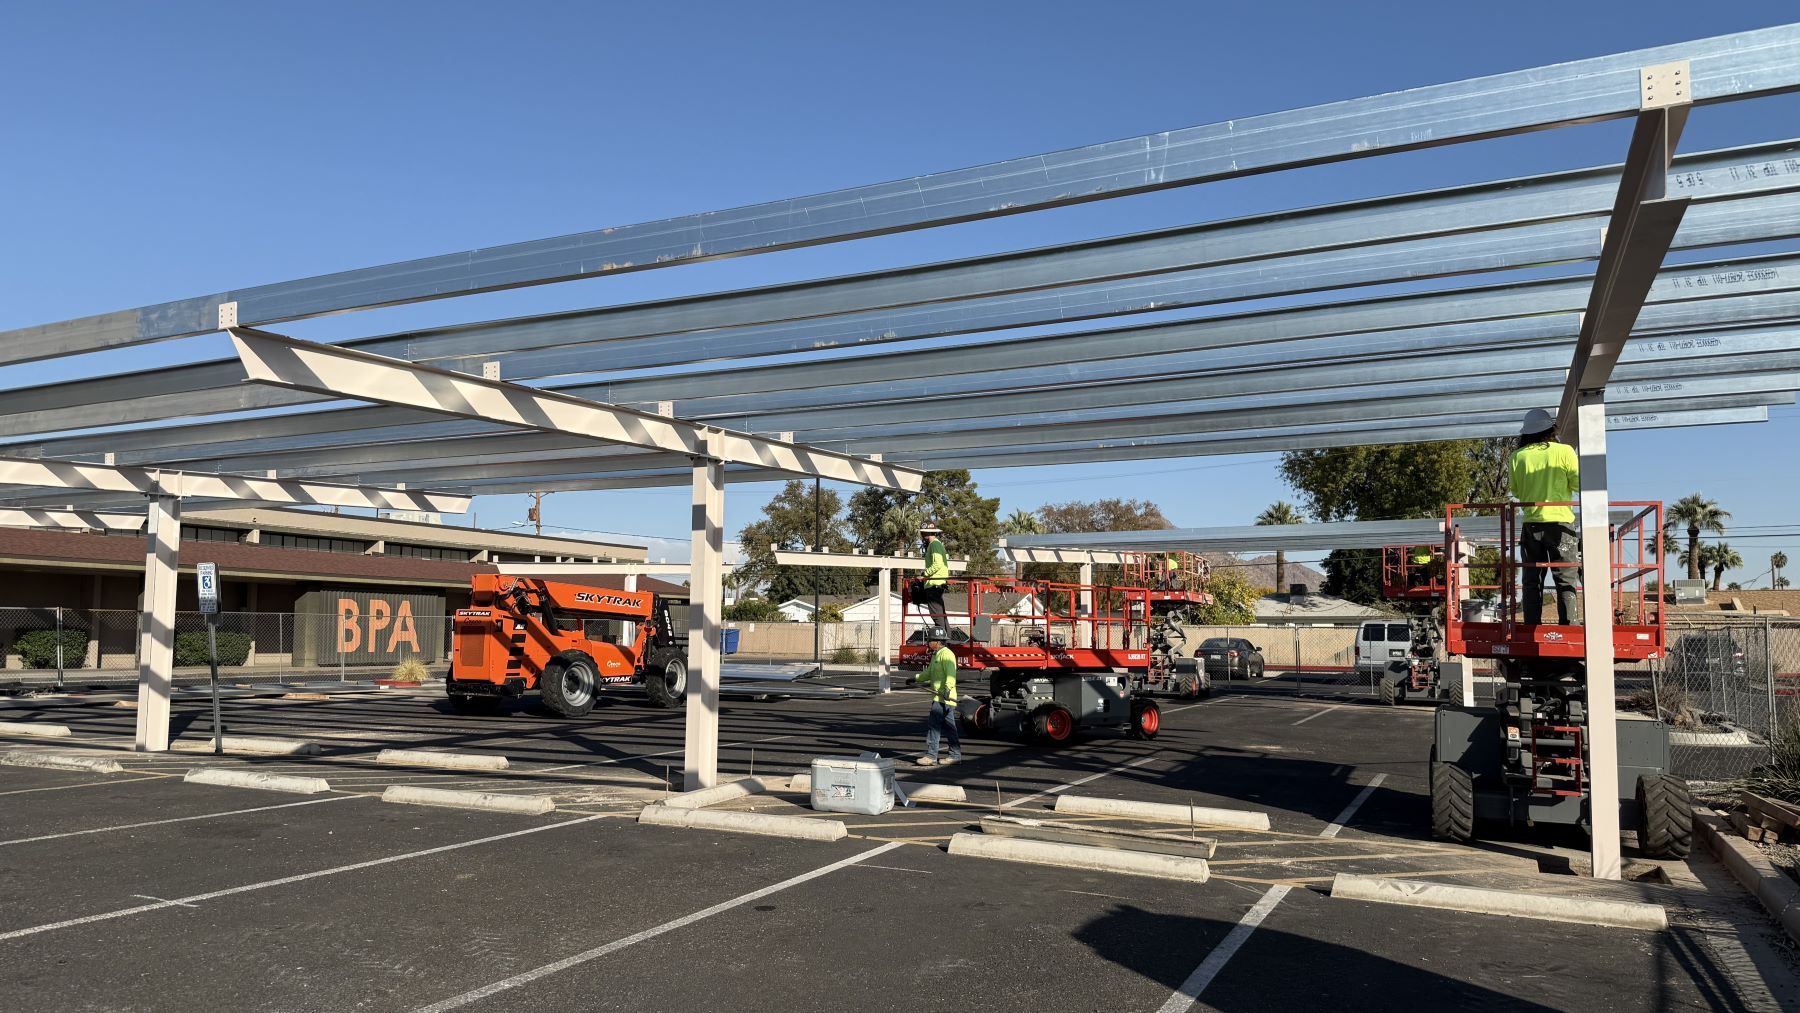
[914,522,950,633]
[1408,545,1434,588]
[1510,407,1581,625]
[1162,554,1181,591]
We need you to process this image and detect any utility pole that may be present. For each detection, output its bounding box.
[813,477,822,664]
[529,492,545,536]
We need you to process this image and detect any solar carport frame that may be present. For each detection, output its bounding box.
[6,24,1800,877]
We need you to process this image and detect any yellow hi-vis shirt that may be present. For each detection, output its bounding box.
[1410,547,1432,565]
[923,537,949,587]
[1509,441,1580,524]
[916,645,957,703]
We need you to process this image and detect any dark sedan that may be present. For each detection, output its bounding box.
[1195,637,1265,678]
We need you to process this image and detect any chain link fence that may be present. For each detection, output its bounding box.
[1643,614,1800,782]
[0,608,452,687]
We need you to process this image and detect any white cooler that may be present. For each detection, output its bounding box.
[809,754,896,816]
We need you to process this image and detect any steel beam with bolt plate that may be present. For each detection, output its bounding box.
[1556,67,1695,882]
[225,327,922,493]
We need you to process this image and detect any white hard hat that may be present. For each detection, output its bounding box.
[918,522,942,534]
[1520,408,1556,435]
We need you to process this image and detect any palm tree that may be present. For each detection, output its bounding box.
[1255,501,1306,593]
[1702,543,1743,591]
[1000,508,1044,536]
[1666,494,1730,582]
[1774,551,1790,589]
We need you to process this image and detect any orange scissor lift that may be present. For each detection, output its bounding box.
[897,558,1212,746]
[1428,501,1690,857]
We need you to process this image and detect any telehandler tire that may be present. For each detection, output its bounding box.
[540,655,597,717]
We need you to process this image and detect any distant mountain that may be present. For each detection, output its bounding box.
[1201,553,1325,592]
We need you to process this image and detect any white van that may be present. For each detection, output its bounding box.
[1355,621,1413,675]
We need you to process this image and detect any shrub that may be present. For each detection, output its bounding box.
[174,631,252,667]
[723,598,787,622]
[829,645,864,664]
[390,657,430,682]
[10,629,89,669]
[1737,708,1800,806]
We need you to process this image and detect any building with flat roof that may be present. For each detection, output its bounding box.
[0,509,682,674]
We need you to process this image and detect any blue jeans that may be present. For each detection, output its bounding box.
[926,700,961,761]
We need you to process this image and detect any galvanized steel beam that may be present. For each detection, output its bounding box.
[7,25,1797,368]
[13,152,1800,437]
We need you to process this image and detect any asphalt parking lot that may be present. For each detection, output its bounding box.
[3,681,1797,1012]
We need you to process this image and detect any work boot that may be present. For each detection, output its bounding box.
[940,756,959,766]
[915,756,936,767]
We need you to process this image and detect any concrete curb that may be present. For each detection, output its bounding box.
[663,776,783,810]
[375,748,510,771]
[787,772,968,803]
[981,814,1217,858]
[184,768,332,795]
[1695,809,1800,945]
[1053,794,1271,831]
[638,804,847,842]
[382,785,554,815]
[171,736,319,756]
[1,750,123,773]
[1329,873,1667,930]
[0,721,72,738]
[947,832,1210,882]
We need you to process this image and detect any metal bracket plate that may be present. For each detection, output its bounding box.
[216,301,239,329]
[1640,60,1690,110]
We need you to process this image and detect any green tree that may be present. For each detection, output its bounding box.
[1321,548,1384,605]
[1703,543,1744,591]
[1193,569,1259,625]
[1666,494,1730,582]
[1773,551,1789,589]
[846,470,1002,575]
[1022,498,1173,587]
[1254,501,1305,593]
[723,598,787,622]
[1279,441,1507,524]
[1280,440,1506,602]
[1000,508,1044,536]
[735,480,865,603]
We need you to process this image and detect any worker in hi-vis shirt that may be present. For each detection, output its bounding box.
[1509,408,1581,625]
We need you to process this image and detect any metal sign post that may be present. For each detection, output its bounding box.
[197,562,222,755]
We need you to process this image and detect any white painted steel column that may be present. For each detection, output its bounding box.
[134,495,180,752]
[1078,563,1094,649]
[1575,392,1621,880]
[683,456,725,791]
[877,566,893,694]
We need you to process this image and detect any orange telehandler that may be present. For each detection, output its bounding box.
[446,574,691,715]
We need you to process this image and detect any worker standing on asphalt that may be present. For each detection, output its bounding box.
[915,629,960,767]
[914,522,950,633]
[1510,408,1581,625]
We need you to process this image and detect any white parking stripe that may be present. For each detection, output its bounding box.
[1156,773,1387,1012]
[0,815,604,942]
[0,794,360,847]
[1002,753,1158,810]
[1291,705,1343,725]
[411,841,906,1012]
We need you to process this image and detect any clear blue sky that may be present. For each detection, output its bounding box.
[3,3,1797,582]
